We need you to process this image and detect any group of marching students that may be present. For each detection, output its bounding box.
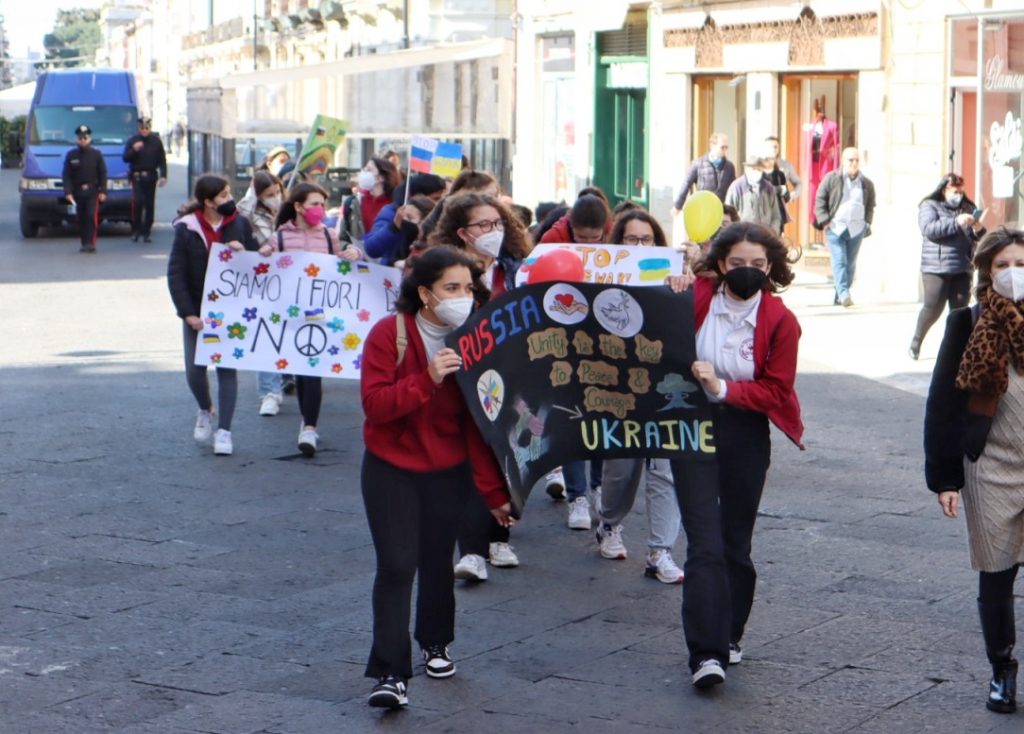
[166,149,805,709]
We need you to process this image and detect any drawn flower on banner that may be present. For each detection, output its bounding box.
[357,309,371,322]
[207,291,220,302]
[218,249,233,263]
[242,307,257,322]
[308,357,320,368]
[338,260,351,275]
[304,264,320,278]
[328,345,340,356]
[254,262,270,275]
[353,355,363,370]
[343,333,362,350]
[270,312,281,324]
[276,255,293,269]
[232,348,244,359]
[206,311,224,328]
[210,353,222,364]
[327,317,345,333]
[276,358,288,370]
[227,322,247,339]
[288,305,300,318]
[331,363,343,374]
[383,279,393,289]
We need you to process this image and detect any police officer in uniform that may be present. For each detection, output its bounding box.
[122,115,167,242]
[62,124,107,253]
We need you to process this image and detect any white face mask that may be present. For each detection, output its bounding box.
[268,160,285,176]
[357,170,377,190]
[746,170,763,185]
[261,195,281,211]
[473,229,504,258]
[993,266,1024,302]
[432,295,474,328]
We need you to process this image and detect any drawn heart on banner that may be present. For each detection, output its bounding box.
[554,294,575,308]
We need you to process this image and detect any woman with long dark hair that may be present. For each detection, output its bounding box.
[910,173,986,359]
[167,174,259,456]
[360,246,513,708]
[926,227,1024,714]
[339,156,402,247]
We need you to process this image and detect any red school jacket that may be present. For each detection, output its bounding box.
[360,312,509,509]
[693,277,805,449]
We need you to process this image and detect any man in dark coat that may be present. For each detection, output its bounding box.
[672,133,736,214]
[123,115,168,242]
[62,124,107,253]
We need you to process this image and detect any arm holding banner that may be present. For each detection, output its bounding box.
[361,315,441,423]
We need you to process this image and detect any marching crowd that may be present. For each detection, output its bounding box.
[160,136,1024,718]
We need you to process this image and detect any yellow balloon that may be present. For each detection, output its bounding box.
[682,190,725,243]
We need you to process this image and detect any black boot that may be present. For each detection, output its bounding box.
[979,599,1017,714]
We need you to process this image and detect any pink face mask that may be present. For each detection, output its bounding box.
[302,205,325,227]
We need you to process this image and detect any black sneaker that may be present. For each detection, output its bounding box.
[421,644,456,679]
[729,643,742,665]
[282,375,297,395]
[368,675,408,709]
[692,658,725,689]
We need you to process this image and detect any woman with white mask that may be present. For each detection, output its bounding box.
[926,227,1024,716]
[339,157,401,248]
[360,246,514,709]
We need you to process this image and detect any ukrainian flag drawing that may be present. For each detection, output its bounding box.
[203,333,220,343]
[356,262,370,274]
[637,258,672,282]
[305,308,325,321]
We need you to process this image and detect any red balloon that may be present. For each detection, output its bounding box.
[526,249,585,284]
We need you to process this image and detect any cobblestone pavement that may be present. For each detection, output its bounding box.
[1,167,1018,732]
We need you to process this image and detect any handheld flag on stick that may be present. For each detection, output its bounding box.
[409,135,463,178]
[288,114,349,188]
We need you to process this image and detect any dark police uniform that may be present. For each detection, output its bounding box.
[62,125,107,252]
[122,120,167,241]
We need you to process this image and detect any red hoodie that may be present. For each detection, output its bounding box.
[538,215,613,244]
[693,277,805,449]
[361,312,509,509]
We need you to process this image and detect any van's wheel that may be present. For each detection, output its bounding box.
[20,207,39,238]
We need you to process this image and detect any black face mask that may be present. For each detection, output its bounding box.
[723,266,768,300]
[216,200,237,217]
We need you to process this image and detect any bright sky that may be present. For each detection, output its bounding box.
[3,0,103,58]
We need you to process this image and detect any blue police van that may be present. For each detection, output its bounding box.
[19,69,139,238]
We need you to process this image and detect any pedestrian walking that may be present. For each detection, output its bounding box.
[62,124,106,253]
[724,156,782,233]
[338,157,402,248]
[360,246,514,709]
[171,121,185,157]
[813,148,876,307]
[271,182,363,457]
[167,174,259,456]
[429,191,533,579]
[122,115,168,242]
[909,173,986,359]
[673,221,804,689]
[925,226,1024,715]
[672,133,736,214]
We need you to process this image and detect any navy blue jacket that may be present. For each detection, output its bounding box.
[918,198,983,275]
[363,204,405,265]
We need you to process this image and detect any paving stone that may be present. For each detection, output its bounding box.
[133,653,309,696]
[143,690,339,734]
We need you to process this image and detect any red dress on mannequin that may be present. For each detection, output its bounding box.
[806,115,839,223]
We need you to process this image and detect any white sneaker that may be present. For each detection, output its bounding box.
[193,409,214,443]
[298,425,318,457]
[692,658,725,689]
[213,429,233,456]
[453,554,488,581]
[488,542,519,568]
[259,392,282,416]
[645,549,684,584]
[567,496,592,530]
[544,468,566,500]
[596,523,627,559]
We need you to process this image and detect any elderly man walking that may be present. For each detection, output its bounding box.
[672,133,736,214]
[814,147,876,307]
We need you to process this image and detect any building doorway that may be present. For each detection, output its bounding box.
[692,75,747,175]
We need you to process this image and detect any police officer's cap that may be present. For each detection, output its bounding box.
[138,116,152,127]
[75,124,91,137]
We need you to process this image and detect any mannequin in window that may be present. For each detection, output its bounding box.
[806,99,840,225]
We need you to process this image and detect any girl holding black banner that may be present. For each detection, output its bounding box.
[360,246,514,709]
[675,222,804,689]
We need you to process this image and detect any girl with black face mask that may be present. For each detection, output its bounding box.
[670,222,804,690]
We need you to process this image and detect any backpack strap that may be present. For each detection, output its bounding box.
[276,229,284,252]
[324,228,334,255]
[395,314,408,367]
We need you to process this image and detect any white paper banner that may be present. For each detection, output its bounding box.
[515,243,685,288]
[194,245,402,379]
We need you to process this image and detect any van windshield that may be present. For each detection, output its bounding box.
[30,106,138,145]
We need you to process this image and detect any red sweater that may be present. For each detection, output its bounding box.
[537,215,613,244]
[693,277,805,449]
[361,312,509,509]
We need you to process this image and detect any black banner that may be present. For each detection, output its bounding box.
[446,281,714,511]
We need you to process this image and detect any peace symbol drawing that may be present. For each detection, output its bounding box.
[294,324,328,357]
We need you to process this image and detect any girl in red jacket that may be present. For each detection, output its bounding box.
[360,246,514,709]
[677,222,804,689]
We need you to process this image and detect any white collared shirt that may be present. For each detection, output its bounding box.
[831,174,866,237]
[695,289,760,401]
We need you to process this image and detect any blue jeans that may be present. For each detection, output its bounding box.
[826,227,864,302]
[257,371,282,397]
[564,460,588,501]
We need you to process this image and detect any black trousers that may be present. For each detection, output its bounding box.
[671,405,771,672]
[73,191,99,247]
[295,376,322,427]
[912,272,972,349]
[362,451,468,679]
[457,488,508,557]
[131,172,158,237]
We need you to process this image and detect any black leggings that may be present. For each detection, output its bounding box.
[457,489,509,558]
[911,272,971,349]
[980,565,1019,605]
[296,376,322,427]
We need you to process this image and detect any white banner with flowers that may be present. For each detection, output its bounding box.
[194,244,402,379]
